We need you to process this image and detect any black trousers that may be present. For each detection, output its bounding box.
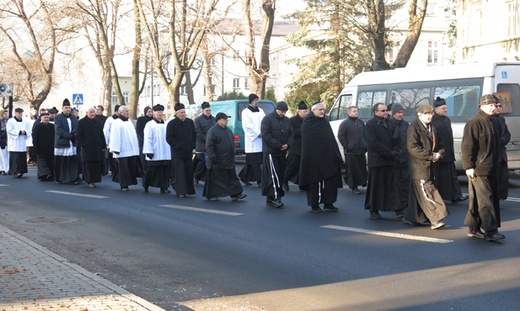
[464,175,501,232]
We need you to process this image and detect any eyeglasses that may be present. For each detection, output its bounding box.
[496,105,502,108]
[378,109,387,112]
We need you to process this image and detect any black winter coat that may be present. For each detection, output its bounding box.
[261,111,294,155]
[365,116,397,167]
[77,116,106,162]
[54,113,78,148]
[288,115,304,156]
[407,118,438,180]
[0,118,7,149]
[338,117,366,154]
[32,122,55,157]
[461,110,500,176]
[431,114,453,162]
[166,117,196,159]
[194,114,216,152]
[206,124,235,170]
[389,117,410,167]
[493,114,510,163]
[136,115,153,147]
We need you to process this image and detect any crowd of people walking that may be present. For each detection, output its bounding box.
[0,93,510,241]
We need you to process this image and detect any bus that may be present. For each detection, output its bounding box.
[328,62,520,172]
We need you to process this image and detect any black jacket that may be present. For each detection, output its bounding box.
[0,118,7,149]
[365,116,397,168]
[166,117,196,159]
[461,110,500,176]
[288,115,304,156]
[206,124,235,170]
[136,115,153,147]
[431,113,453,162]
[338,117,366,154]
[261,111,294,155]
[54,113,78,148]
[493,114,510,163]
[77,116,106,162]
[194,114,216,152]
[32,122,55,157]
[389,117,410,167]
[407,118,438,180]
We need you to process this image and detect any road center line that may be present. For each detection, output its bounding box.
[321,224,454,244]
[160,204,243,216]
[45,190,109,199]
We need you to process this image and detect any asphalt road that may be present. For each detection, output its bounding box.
[1,166,520,311]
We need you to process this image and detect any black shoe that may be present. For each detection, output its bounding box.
[266,199,283,208]
[323,204,339,212]
[396,209,405,219]
[87,183,96,188]
[0,171,6,175]
[231,193,247,201]
[452,194,469,204]
[121,187,129,192]
[16,173,23,178]
[282,183,289,191]
[311,205,323,213]
[144,187,149,193]
[467,227,485,239]
[241,179,252,186]
[402,218,419,226]
[351,187,361,195]
[160,188,171,194]
[485,231,506,242]
[370,212,382,220]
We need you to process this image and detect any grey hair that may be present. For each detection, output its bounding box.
[87,106,96,112]
[311,102,325,111]
[118,106,128,113]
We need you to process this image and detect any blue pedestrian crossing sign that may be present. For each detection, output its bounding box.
[72,93,84,105]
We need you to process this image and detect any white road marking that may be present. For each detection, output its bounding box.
[321,225,454,244]
[505,197,520,203]
[161,204,244,216]
[0,184,8,187]
[45,190,109,199]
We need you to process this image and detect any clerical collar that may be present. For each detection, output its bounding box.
[14,117,22,122]
[247,105,260,112]
[154,118,164,124]
[120,116,128,121]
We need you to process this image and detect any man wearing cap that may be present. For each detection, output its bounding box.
[76,106,106,188]
[166,103,196,197]
[260,101,294,208]
[238,93,264,186]
[431,97,468,204]
[299,102,342,213]
[389,103,410,211]
[193,102,216,183]
[32,112,55,181]
[142,104,171,194]
[461,94,504,241]
[402,104,449,230]
[54,99,81,184]
[48,107,58,123]
[6,108,32,178]
[338,106,367,195]
[364,103,402,219]
[203,112,246,201]
[0,109,10,175]
[110,105,140,191]
[283,101,308,189]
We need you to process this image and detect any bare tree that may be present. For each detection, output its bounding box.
[242,0,275,98]
[0,0,77,113]
[137,0,220,109]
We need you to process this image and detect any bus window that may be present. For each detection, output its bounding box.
[497,83,520,115]
[329,94,352,121]
[357,91,385,118]
[390,88,430,117]
[434,85,480,117]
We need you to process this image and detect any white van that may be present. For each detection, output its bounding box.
[328,62,520,172]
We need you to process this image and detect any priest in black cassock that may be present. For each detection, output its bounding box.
[193,102,216,183]
[166,103,196,197]
[54,99,81,184]
[76,107,106,188]
[203,112,246,201]
[142,104,171,194]
[299,102,343,213]
[283,101,308,189]
[32,112,55,181]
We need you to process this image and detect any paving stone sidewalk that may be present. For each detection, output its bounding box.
[0,224,165,311]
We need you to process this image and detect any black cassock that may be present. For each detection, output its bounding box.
[32,122,55,180]
[77,116,106,184]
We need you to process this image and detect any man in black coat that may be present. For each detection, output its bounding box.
[193,102,216,183]
[32,112,55,181]
[431,97,468,204]
[493,103,510,200]
[389,103,410,211]
[54,99,81,185]
[299,102,342,213]
[403,104,449,229]
[461,94,504,241]
[338,105,367,195]
[135,106,153,174]
[364,103,402,220]
[260,101,294,208]
[203,113,246,201]
[283,101,308,189]
[77,107,106,188]
[166,103,196,197]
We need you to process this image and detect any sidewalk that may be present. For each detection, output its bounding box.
[0,224,165,311]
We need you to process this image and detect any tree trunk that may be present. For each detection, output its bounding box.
[392,0,427,68]
[129,0,142,119]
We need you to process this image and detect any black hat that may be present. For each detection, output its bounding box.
[40,112,50,117]
[297,101,308,110]
[215,112,230,120]
[174,103,185,112]
[48,107,58,114]
[62,98,71,107]
[144,106,152,114]
[433,97,446,108]
[114,104,121,112]
[201,102,210,109]
[480,94,499,106]
[391,103,404,115]
[248,93,259,104]
[276,101,288,111]
[15,108,24,113]
[152,104,164,112]
[416,104,434,114]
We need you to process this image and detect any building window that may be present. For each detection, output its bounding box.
[244,78,249,90]
[427,41,439,64]
[123,92,129,104]
[112,92,118,104]
[507,1,516,37]
[233,78,240,90]
[180,85,187,95]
